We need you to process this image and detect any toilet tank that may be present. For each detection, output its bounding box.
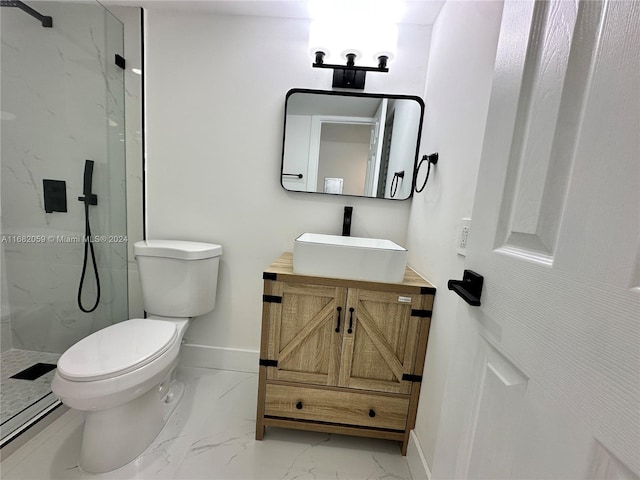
[134,240,222,317]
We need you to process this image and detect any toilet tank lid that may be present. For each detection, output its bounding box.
[134,240,222,260]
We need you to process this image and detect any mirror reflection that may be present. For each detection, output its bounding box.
[281,89,424,200]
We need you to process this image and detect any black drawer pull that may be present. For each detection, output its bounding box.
[335,306,342,332]
[296,401,303,410]
[348,307,354,334]
[369,409,376,418]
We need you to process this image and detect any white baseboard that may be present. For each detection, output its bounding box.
[407,430,432,480]
[180,344,259,373]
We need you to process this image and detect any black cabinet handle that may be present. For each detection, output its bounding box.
[335,306,342,332]
[448,270,483,306]
[369,409,376,418]
[348,307,354,334]
[296,401,303,410]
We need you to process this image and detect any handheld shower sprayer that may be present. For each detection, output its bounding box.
[77,160,101,313]
[78,159,98,206]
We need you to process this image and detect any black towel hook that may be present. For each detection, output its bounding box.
[390,170,405,198]
[415,153,439,193]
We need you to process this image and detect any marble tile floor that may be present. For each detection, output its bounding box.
[1,367,413,479]
[1,349,61,425]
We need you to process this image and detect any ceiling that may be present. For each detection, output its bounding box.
[103,1,446,26]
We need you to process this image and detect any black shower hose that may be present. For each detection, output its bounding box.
[77,202,100,313]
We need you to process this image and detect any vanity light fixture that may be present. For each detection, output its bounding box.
[309,20,398,89]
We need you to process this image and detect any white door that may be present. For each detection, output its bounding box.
[433,1,640,479]
[364,99,387,196]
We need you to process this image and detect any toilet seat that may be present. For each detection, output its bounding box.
[57,318,178,382]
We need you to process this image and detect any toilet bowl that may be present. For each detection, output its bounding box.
[51,240,222,473]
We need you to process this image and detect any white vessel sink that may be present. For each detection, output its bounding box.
[293,233,408,283]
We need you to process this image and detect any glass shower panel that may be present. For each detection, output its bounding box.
[0,1,126,441]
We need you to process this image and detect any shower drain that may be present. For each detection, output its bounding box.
[10,363,57,381]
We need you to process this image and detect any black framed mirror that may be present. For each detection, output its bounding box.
[281,89,424,200]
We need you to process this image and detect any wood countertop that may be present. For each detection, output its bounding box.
[264,252,436,295]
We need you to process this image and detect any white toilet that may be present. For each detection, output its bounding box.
[52,239,222,473]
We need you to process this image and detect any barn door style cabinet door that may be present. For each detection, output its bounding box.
[255,253,435,454]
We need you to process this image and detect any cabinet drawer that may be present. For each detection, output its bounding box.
[264,383,409,431]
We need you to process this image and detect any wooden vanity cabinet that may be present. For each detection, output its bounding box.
[255,252,435,455]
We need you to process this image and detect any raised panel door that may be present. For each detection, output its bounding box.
[267,282,347,386]
[338,289,424,394]
[433,1,640,478]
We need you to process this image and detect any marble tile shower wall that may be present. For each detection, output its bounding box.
[0,3,128,354]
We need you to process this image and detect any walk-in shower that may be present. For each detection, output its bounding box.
[0,1,127,444]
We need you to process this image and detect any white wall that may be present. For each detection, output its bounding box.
[404,1,504,476]
[385,100,422,199]
[282,115,312,191]
[317,124,370,195]
[144,10,432,366]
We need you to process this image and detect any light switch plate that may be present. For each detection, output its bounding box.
[457,218,471,256]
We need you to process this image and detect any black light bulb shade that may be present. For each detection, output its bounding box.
[314,51,325,65]
[377,55,389,69]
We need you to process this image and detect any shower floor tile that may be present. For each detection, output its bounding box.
[1,366,413,480]
[1,349,60,426]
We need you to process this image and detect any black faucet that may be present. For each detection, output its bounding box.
[342,206,353,236]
